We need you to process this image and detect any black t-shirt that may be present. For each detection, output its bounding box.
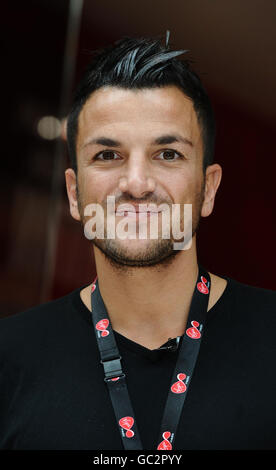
[0,277,275,450]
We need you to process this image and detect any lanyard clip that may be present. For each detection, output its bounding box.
[101,357,125,382]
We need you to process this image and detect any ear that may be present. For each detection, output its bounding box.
[65,168,81,221]
[201,164,222,218]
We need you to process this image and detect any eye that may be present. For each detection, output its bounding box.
[94,150,121,161]
[156,149,183,161]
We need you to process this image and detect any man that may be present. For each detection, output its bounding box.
[0,34,275,451]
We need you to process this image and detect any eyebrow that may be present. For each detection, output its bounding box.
[82,134,193,149]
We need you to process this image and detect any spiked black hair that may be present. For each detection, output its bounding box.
[67,33,216,172]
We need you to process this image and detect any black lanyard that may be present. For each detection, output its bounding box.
[90,266,211,450]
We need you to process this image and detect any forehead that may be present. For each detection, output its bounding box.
[76,85,202,151]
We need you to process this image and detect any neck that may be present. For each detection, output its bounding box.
[80,238,227,350]
[91,239,199,348]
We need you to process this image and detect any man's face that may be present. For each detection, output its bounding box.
[65,85,218,267]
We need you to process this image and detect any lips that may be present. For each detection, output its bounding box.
[116,205,161,215]
[116,210,160,216]
[115,201,165,218]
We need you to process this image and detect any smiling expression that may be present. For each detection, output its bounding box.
[65,85,220,267]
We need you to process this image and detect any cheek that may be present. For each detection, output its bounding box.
[78,170,117,205]
[167,171,200,204]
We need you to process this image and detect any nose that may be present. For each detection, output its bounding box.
[118,153,156,198]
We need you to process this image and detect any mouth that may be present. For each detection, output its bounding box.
[116,210,162,217]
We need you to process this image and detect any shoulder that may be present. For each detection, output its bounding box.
[1,289,75,325]
[225,277,276,310]
[209,275,276,331]
[0,287,83,353]
[210,271,276,314]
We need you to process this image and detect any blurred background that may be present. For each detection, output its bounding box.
[1,0,275,317]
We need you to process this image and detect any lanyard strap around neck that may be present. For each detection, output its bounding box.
[90,266,211,450]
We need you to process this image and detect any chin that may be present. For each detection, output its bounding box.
[92,237,180,268]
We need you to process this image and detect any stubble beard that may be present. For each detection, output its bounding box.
[77,184,205,271]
